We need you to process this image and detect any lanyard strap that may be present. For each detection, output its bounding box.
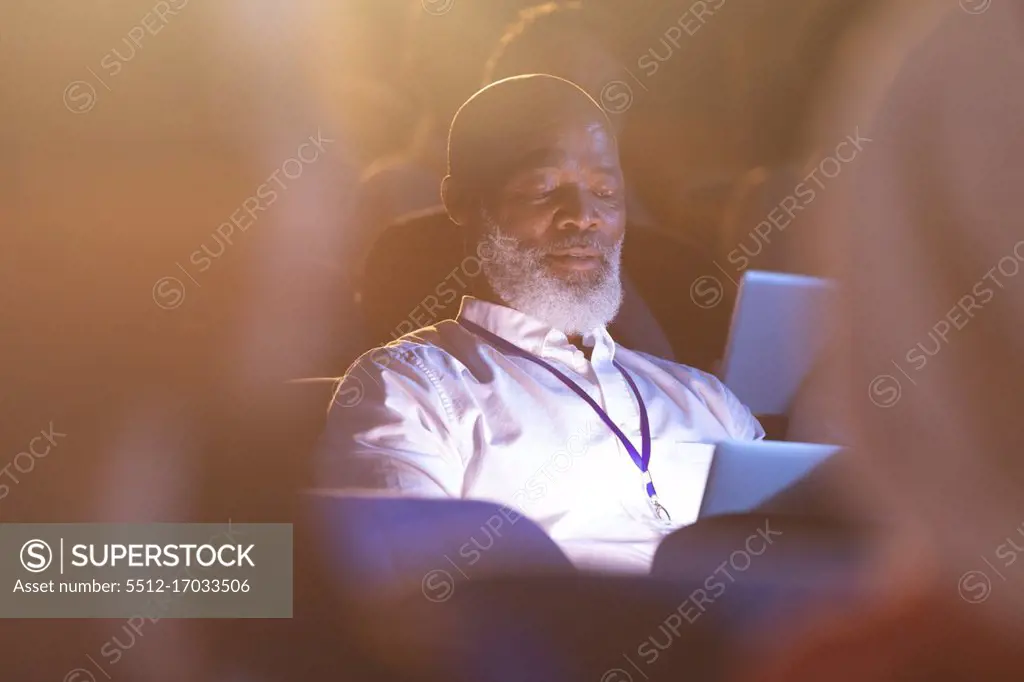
[459,319,669,520]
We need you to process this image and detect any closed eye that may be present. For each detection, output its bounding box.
[517,190,550,204]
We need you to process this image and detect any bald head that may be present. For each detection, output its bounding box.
[446,74,617,196]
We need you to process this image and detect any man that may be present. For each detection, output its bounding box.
[356,2,676,365]
[320,75,763,573]
[358,3,733,371]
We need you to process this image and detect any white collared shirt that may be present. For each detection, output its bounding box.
[318,297,763,573]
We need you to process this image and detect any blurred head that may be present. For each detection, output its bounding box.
[483,2,626,131]
[442,75,627,334]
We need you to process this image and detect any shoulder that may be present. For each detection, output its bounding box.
[627,348,727,394]
[332,321,474,420]
[348,321,466,374]
[343,319,486,392]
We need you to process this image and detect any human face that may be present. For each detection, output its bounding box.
[479,115,626,284]
[471,114,627,334]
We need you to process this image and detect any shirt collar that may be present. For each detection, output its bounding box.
[456,296,617,362]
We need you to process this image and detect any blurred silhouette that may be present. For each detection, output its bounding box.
[731,1,1024,680]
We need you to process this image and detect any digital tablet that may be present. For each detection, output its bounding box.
[698,440,841,518]
[720,270,834,416]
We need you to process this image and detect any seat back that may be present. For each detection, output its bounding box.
[653,513,865,581]
[302,491,574,601]
[651,513,868,635]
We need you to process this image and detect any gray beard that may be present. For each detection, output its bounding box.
[477,212,624,335]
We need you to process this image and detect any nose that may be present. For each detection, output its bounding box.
[553,185,601,233]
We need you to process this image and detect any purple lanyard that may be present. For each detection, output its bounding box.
[460,319,672,523]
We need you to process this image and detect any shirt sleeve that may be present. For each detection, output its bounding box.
[315,345,465,497]
[688,367,766,441]
[717,374,766,441]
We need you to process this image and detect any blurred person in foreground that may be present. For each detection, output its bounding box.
[731,2,1024,680]
[320,75,763,573]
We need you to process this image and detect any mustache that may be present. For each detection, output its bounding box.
[539,233,621,256]
[479,210,622,258]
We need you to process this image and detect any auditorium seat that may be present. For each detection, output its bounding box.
[291,566,858,682]
[369,573,727,682]
[651,513,868,636]
[287,505,867,681]
[302,491,574,602]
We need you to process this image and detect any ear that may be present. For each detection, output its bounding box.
[441,174,473,226]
